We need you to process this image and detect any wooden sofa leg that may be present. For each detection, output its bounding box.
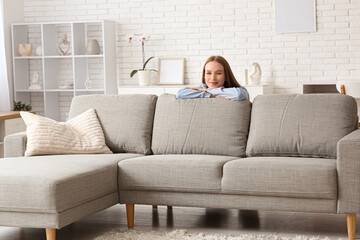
[152,205,157,208]
[167,206,172,209]
[46,228,56,240]
[347,214,356,239]
[126,204,135,228]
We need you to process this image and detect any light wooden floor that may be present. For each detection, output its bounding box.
[0,204,354,239]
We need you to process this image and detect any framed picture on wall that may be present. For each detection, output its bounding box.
[275,0,316,33]
[157,57,185,85]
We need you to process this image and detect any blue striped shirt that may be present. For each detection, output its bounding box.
[176,84,249,101]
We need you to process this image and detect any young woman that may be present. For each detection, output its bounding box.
[176,56,249,101]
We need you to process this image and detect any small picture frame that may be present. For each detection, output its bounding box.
[157,57,185,85]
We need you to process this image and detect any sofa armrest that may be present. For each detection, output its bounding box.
[337,129,360,214]
[4,131,27,158]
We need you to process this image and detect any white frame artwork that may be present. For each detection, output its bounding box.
[275,0,316,33]
[157,57,185,85]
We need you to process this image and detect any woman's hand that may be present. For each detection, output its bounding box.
[190,87,208,91]
[210,95,230,100]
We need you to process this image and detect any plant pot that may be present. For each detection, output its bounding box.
[18,44,33,56]
[138,70,151,86]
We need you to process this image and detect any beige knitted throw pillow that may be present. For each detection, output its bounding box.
[21,109,112,157]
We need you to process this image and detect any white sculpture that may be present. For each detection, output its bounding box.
[249,62,262,85]
[57,34,71,56]
[29,71,42,90]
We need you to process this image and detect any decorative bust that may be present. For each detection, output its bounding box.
[29,71,42,90]
[57,34,71,56]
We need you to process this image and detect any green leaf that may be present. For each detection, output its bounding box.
[142,56,155,70]
[130,70,138,78]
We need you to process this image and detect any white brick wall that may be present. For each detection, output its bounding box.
[22,0,360,119]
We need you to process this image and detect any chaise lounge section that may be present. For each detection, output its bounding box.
[1,93,360,240]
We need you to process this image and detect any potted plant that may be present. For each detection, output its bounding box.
[127,34,157,86]
[13,101,32,111]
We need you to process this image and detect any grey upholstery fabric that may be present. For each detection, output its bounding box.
[0,153,142,213]
[68,94,157,155]
[222,157,336,199]
[118,155,238,193]
[0,193,118,228]
[4,131,27,157]
[337,129,360,214]
[247,94,358,158]
[152,94,252,157]
[119,191,336,213]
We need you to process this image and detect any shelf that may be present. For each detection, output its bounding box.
[14,55,104,59]
[16,89,44,92]
[46,89,74,92]
[118,84,274,102]
[119,85,188,88]
[74,55,104,58]
[14,56,42,60]
[75,89,104,92]
[43,55,73,59]
[12,20,117,121]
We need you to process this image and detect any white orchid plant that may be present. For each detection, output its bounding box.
[126,33,157,78]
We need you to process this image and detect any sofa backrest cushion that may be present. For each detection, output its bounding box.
[246,94,358,159]
[151,94,252,157]
[68,94,157,155]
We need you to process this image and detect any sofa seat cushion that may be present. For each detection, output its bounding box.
[0,153,142,213]
[222,157,336,199]
[151,94,252,157]
[118,155,238,193]
[246,94,358,158]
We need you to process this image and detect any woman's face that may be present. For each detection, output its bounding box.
[204,61,225,89]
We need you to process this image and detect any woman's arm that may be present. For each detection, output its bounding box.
[176,85,211,99]
[207,87,249,101]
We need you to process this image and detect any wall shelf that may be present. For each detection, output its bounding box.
[118,84,273,102]
[11,20,117,121]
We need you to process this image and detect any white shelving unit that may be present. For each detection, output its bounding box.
[11,20,117,121]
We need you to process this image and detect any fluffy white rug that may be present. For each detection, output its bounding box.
[94,229,345,240]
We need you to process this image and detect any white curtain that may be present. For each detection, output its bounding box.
[0,0,10,111]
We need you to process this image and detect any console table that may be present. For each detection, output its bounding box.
[0,111,34,158]
[118,84,273,102]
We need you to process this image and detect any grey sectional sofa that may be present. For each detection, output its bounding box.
[1,93,359,240]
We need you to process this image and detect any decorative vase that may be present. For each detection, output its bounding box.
[18,44,33,56]
[35,46,42,56]
[138,70,151,86]
[86,39,100,55]
[85,78,92,89]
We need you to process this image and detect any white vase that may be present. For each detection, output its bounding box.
[35,46,42,56]
[86,39,100,55]
[138,70,151,86]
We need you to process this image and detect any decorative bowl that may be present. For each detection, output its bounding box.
[18,44,33,56]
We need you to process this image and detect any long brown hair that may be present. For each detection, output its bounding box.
[201,56,241,88]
